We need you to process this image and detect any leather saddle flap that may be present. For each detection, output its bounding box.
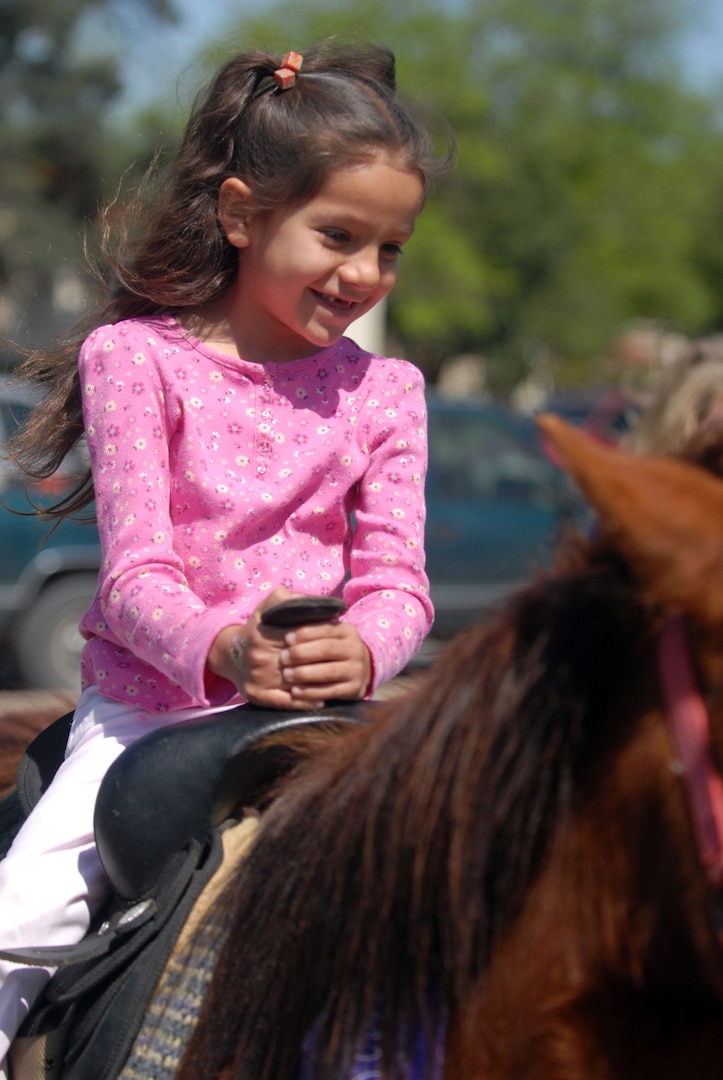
[93,701,369,900]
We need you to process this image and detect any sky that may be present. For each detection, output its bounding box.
[680,0,723,86]
[109,0,723,114]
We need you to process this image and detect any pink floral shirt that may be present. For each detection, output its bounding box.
[77,315,433,712]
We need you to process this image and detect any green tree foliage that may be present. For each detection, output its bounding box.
[0,0,174,348]
[218,0,723,389]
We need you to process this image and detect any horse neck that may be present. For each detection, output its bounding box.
[446,691,723,1077]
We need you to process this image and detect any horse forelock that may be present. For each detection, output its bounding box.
[179,538,648,1080]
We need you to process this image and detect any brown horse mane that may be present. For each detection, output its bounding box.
[178,528,652,1080]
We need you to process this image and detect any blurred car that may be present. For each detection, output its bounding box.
[0,376,99,691]
[0,379,586,691]
[424,393,587,639]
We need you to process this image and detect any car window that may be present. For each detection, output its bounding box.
[0,396,88,490]
[0,400,33,483]
[0,400,33,441]
[427,410,558,509]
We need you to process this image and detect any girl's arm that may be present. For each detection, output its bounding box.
[272,364,434,701]
[80,326,258,706]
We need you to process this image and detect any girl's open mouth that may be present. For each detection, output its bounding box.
[313,290,358,314]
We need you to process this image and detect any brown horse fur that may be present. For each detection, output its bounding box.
[0,691,76,796]
[169,419,723,1080]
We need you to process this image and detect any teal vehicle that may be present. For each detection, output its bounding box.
[424,393,586,636]
[0,378,99,690]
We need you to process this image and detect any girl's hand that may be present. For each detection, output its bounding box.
[278,621,372,706]
[206,589,371,710]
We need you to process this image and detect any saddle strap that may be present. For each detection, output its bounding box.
[0,899,158,969]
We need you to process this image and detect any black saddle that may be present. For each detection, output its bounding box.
[5,700,371,1080]
[16,700,370,899]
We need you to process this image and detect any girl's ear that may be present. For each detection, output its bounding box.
[218,178,254,248]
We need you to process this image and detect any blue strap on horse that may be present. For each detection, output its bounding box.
[2,701,369,1080]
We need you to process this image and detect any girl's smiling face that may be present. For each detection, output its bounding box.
[216,155,424,364]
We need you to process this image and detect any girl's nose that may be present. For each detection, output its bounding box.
[340,248,382,290]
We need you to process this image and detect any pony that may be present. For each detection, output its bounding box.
[7,416,723,1079]
[0,691,76,859]
[0,691,76,797]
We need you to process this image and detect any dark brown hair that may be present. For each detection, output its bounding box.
[10,39,454,517]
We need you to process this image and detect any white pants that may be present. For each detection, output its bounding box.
[0,686,237,1079]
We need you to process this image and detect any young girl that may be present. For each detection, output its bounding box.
[0,39,453,1070]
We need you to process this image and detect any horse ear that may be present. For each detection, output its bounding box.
[538,413,723,626]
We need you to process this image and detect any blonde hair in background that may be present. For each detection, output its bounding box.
[624,337,723,456]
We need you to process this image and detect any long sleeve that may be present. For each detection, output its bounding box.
[340,365,433,689]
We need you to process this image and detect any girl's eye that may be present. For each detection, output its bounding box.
[322,229,349,243]
[381,243,404,259]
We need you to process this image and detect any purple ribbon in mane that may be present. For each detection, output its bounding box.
[299,1012,445,1080]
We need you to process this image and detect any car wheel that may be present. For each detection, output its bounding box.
[15,574,97,692]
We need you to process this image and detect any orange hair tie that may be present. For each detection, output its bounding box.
[273,51,304,90]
